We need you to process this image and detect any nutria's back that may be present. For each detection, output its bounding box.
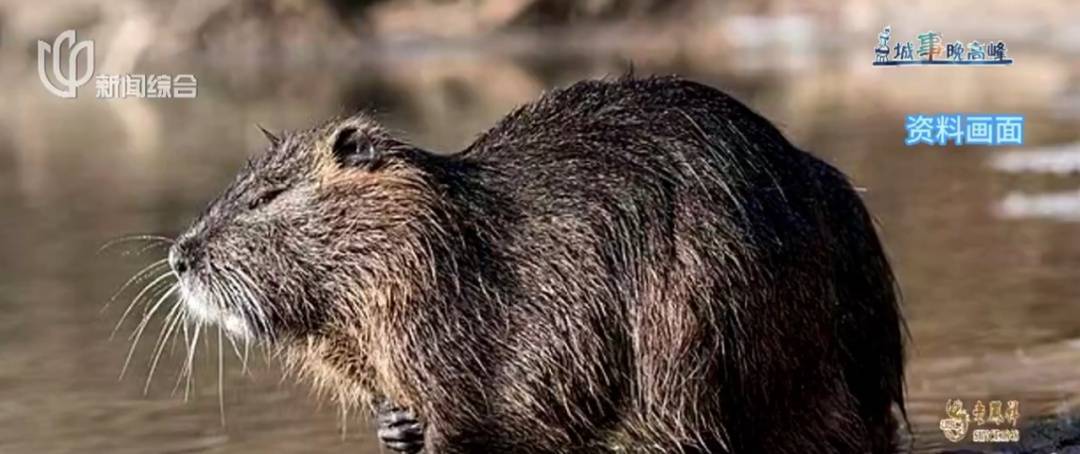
[168,76,904,453]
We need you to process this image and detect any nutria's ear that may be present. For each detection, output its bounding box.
[257,124,280,146]
[331,127,377,168]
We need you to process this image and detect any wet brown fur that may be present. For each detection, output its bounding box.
[172,76,905,453]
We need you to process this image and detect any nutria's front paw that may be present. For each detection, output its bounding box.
[376,402,425,453]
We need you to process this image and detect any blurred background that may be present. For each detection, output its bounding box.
[1,0,1079,452]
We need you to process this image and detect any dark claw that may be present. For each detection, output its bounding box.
[376,402,424,454]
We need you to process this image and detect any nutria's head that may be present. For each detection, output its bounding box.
[169,115,441,342]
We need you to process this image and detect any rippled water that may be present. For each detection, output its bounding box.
[1,46,1079,453]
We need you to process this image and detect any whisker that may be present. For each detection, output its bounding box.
[168,312,184,356]
[99,234,175,254]
[218,325,226,427]
[120,284,179,379]
[242,339,251,375]
[225,272,261,337]
[182,322,203,402]
[217,268,258,342]
[103,258,169,314]
[225,331,244,366]
[232,268,273,341]
[173,319,192,397]
[112,271,176,339]
[341,406,349,441]
[144,301,185,394]
[215,271,241,320]
[127,280,179,341]
[202,274,233,426]
[212,274,251,357]
[134,242,172,256]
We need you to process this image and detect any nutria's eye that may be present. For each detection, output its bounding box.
[249,188,285,210]
[332,127,377,167]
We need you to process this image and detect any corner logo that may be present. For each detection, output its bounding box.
[874,25,1013,66]
[939,399,1021,443]
[37,29,197,99]
[38,29,94,98]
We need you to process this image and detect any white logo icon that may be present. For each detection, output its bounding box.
[38,30,94,98]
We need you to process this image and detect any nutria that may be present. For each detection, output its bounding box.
[163,76,905,453]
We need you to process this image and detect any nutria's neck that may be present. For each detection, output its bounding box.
[421,152,514,267]
[305,152,513,407]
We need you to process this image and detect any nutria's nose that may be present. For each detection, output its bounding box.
[169,240,197,275]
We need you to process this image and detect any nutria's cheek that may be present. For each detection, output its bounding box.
[221,312,255,340]
[176,274,255,340]
[177,279,216,325]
